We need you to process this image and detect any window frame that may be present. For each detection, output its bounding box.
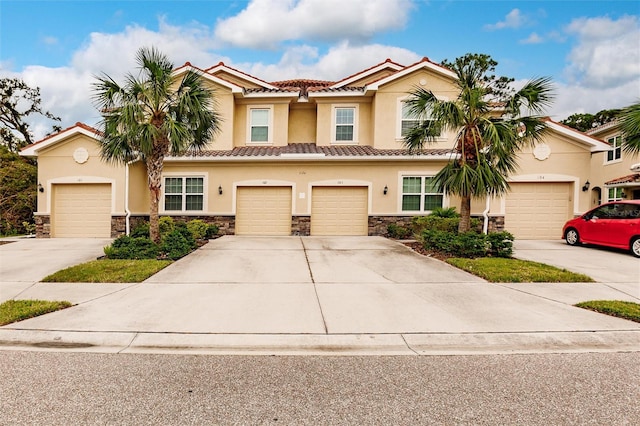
[332,105,358,144]
[162,174,207,213]
[607,187,624,202]
[396,96,445,141]
[400,175,444,213]
[247,106,273,145]
[605,135,623,163]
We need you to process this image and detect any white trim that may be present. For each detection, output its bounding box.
[604,135,623,164]
[307,90,366,98]
[307,180,372,215]
[367,60,457,91]
[331,105,359,144]
[545,121,612,152]
[206,63,278,90]
[233,180,296,214]
[242,91,299,99]
[20,126,100,157]
[246,105,273,145]
[396,174,447,214]
[172,65,244,94]
[160,172,208,214]
[330,62,404,89]
[46,177,116,215]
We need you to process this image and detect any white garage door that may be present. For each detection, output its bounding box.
[52,183,112,238]
[236,187,292,235]
[311,187,368,236]
[505,182,572,239]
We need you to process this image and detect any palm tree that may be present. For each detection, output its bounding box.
[403,53,554,232]
[93,47,221,243]
[620,100,640,155]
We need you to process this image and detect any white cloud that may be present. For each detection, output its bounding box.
[242,41,421,81]
[42,36,58,46]
[214,0,414,48]
[520,32,543,44]
[549,80,638,121]
[564,15,640,90]
[485,9,526,31]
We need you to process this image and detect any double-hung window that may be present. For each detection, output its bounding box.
[164,177,204,211]
[398,99,441,139]
[334,107,356,143]
[402,176,443,212]
[606,135,623,162]
[249,108,270,143]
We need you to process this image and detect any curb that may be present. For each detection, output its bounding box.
[1,329,639,356]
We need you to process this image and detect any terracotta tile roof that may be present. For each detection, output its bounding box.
[605,173,640,185]
[270,79,334,96]
[205,61,275,87]
[307,86,366,94]
[243,87,300,94]
[177,143,451,158]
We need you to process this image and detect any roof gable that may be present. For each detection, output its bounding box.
[331,59,404,89]
[366,57,457,91]
[543,118,612,152]
[20,122,101,157]
[205,62,277,90]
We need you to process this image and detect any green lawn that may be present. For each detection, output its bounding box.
[575,300,640,323]
[0,300,72,326]
[446,257,594,283]
[42,259,172,283]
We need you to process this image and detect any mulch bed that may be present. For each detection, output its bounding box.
[0,241,15,246]
[400,240,452,261]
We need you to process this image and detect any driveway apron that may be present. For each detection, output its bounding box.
[4,236,639,337]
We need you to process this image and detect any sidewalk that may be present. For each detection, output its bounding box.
[1,237,639,355]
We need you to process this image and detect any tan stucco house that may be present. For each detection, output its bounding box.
[21,57,624,240]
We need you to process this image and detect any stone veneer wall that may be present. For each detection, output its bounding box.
[35,213,505,238]
[34,215,51,238]
[291,216,311,235]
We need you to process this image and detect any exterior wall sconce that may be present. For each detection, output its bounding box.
[38,183,44,193]
[218,185,223,195]
[581,180,590,192]
[383,185,388,195]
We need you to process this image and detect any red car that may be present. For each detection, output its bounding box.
[562,200,640,258]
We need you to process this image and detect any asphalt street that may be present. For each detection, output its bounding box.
[1,351,639,425]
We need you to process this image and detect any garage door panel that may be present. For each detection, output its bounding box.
[505,182,571,240]
[311,187,368,236]
[52,184,111,238]
[236,187,292,236]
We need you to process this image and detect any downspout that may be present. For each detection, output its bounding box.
[482,197,490,235]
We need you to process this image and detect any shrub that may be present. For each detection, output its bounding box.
[160,229,196,260]
[387,223,412,239]
[159,216,175,235]
[421,230,488,258]
[130,222,150,238]
[104,235,159,259]
[187,219,208,240]
[430,207,459,218]
[486,231,514,258]
[205,223,219,239]
[412,215,482,234]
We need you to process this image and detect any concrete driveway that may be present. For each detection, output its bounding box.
[0,238,111,303]
[2,236,639,355]
[513,239,640,285]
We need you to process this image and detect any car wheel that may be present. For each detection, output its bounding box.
[631,237,640,258]
[565,228,580,246]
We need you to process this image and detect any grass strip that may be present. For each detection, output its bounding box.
[446,257,594,283]
[575,300,640,323]
[0,300,72,326]
[42,259,172,283]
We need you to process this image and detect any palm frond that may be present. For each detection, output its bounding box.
[621,101,640,155]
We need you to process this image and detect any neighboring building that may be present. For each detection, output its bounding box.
[586,120,640,206]
[20,58,613,240]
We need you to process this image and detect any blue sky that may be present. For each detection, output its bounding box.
[1,0,639,139]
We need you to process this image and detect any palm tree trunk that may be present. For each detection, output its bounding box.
[146,152,164,244]
[458,194,472,233]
